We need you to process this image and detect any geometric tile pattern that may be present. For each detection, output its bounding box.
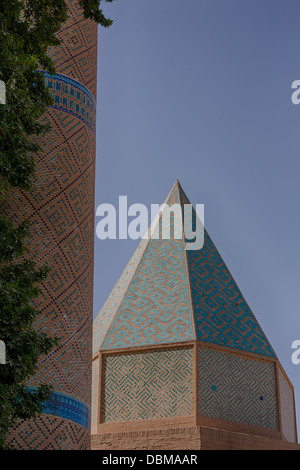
[5,415,89,450]
[92,180,296,438]
[102,239,194,349]
[28,387,90,430]
[93,237,149,354]
[3,0,98,449]
[94,180,275,358]
[198,346,278,430]
[102,348,193,422]
[41,72,96,134]
[47,0,98,98]
[178,185,276,358]
[99,186,194,350]
[93,180,192,354]
[91,358,99,429]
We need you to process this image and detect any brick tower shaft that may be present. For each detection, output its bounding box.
[5,0,97,449]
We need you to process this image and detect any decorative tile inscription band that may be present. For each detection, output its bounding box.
[28,387,90,430]
[38,71,96,134]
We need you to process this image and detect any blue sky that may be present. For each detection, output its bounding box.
[93,0,300,436]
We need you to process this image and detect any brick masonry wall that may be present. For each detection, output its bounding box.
[92,427,201,451]
[91,426,300,450]
[277,366,297,443]
[4,0,97,449]
[93,341,298,447]
[199,426,300,450]
[6,415,90,450]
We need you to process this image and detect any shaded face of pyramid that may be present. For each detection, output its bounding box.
[93,181,275,359]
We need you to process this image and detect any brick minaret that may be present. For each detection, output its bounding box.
[92,180,299,450]
[5,0,97,449]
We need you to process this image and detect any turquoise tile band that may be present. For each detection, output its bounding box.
[28,387,90,430]
[39,71,96,134]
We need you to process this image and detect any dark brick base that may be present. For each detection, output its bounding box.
[92,426,300,450]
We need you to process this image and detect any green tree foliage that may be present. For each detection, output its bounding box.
[0,0,113,449]
[80,0,114,26]
[0,216,55,449]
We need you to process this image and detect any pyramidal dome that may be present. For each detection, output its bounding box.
[93,180,275,357]
[92,180,298,449]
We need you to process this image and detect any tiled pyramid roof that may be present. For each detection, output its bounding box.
[93,180,275,358]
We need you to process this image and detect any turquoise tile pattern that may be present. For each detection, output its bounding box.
[179,185,276,358]
[99,187,194,350]
[198,346,278,430]
[28,387,90,430]
[92,180,283,434]
[40,72,96,134]
[94,181,275,358]
[102,348,193,422]
[93,237,149,354]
